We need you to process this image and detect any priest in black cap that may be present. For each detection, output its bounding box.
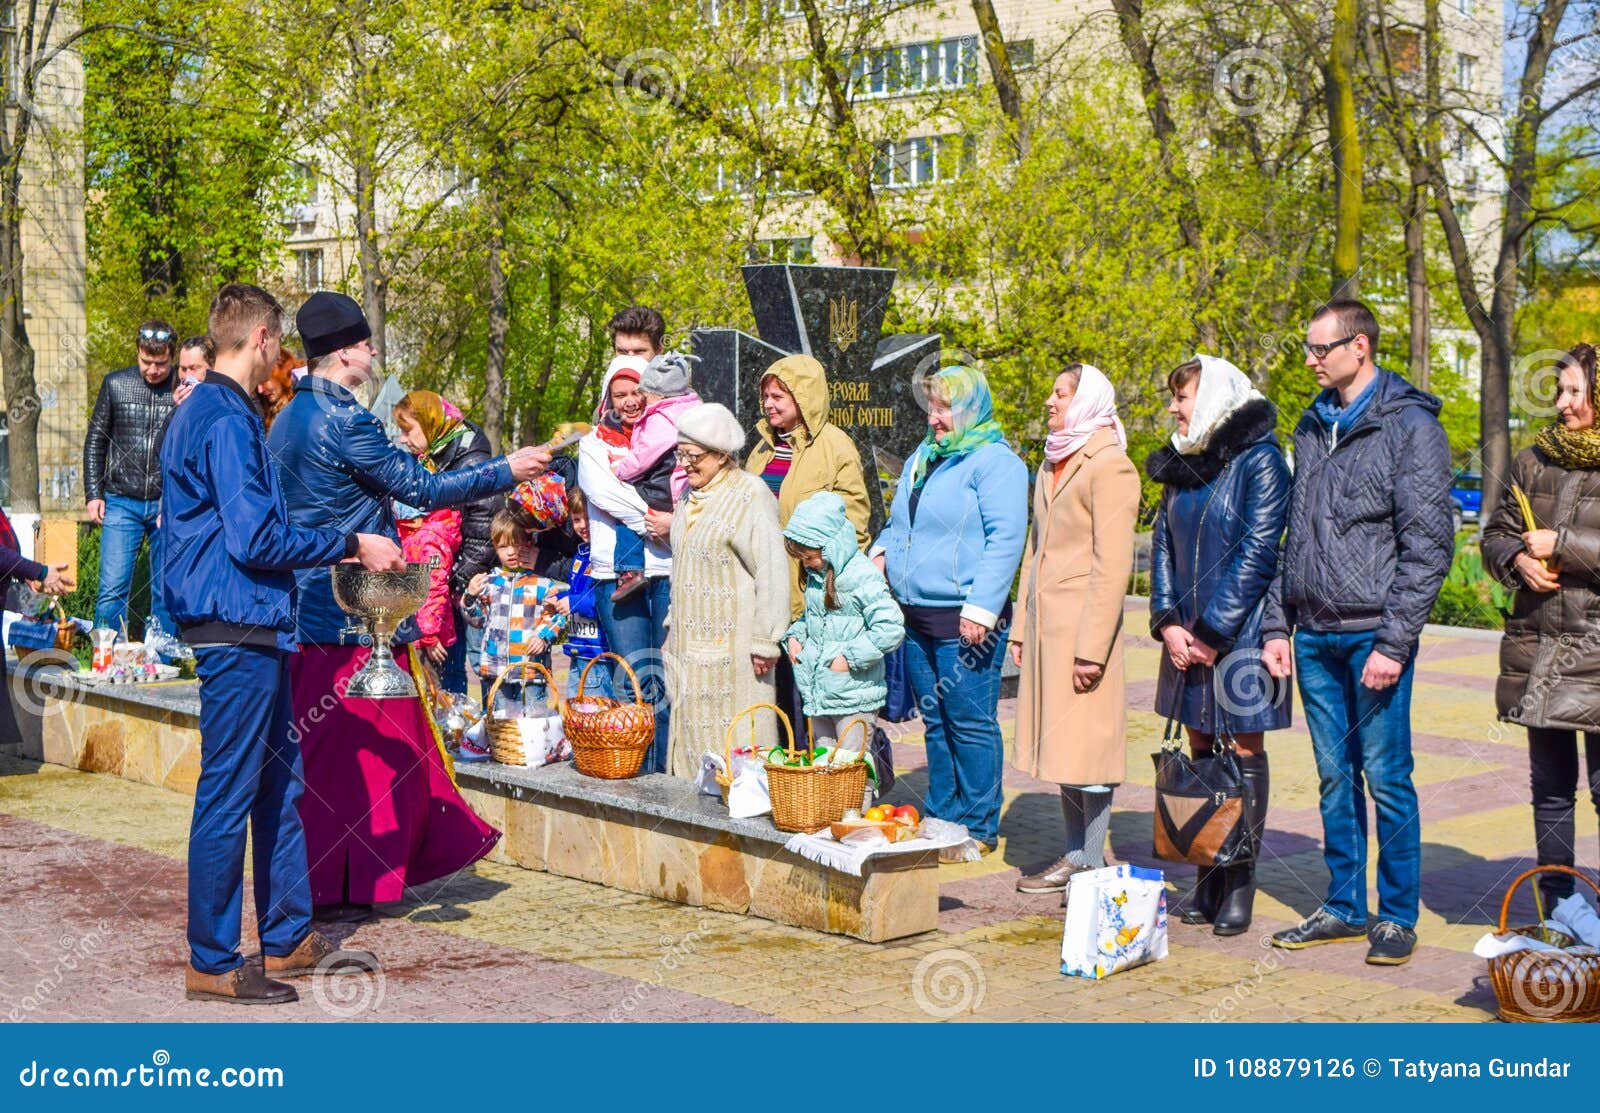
[269,290,548,921]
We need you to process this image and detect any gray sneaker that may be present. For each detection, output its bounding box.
[1016,856,1082,894]
[1365,920,1418,966]
[1269,907,1367,949]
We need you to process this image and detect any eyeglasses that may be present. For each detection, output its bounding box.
[138,327,174,342]
[1302,335,1357,360]
[674,448,708,465]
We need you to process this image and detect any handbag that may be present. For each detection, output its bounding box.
[882,643,917,722]
[1150,670,1256,866]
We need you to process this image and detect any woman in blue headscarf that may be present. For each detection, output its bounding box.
[873,365,1029,854]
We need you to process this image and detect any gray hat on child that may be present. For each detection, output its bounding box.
[640,351,697,398]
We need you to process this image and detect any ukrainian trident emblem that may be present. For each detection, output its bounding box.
[829,295,860,352]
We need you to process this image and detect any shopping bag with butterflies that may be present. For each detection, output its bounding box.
[1061,864,1168,980]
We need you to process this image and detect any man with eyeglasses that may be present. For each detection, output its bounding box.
[1260,298,1454,967]
[83,318,180,636]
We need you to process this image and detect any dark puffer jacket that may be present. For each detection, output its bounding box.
[268,376,515,645]
[1260,370,1454,664]
[429,419,500,597]
[1481,443,1600,730]
[83,367,177,501]
[1148,398,1293,733]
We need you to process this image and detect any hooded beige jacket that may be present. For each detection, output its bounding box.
[744,354,872,617]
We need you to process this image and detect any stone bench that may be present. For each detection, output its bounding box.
[455,761,938,942]
[4,657,940,942]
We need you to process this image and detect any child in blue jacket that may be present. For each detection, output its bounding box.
[562,486,613,700]
[783,491,905,754]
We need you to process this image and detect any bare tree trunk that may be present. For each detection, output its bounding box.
[1327,0,1361,299]
[1109,0,1218,347]
[1406,173,1430,389]
[518,256,562,446]
[482,181,510,454]
[353,155,386,364]
[0,216,40,513]
[971,0,1029,159]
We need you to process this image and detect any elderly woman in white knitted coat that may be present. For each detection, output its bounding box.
[665,403,792,779]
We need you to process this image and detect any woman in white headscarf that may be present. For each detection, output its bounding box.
[1009,363,1141,899]
[1145,354,1291,937]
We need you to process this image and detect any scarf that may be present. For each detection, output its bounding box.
[907,365,1007,488]
[400,390,468,472]
[1311,373,1379,439]
[1535,422,1600,470]
[1044,363,1126,464]
[682,465,734,531]
[1172,354,1263,456]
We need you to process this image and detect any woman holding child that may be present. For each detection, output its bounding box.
[577,355,676,772]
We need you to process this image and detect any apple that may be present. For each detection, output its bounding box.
[892,805,920,826]
[865,805,893,823]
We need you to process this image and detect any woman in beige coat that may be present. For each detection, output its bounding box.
[1009,364,1141,897]
[664,403,792,780]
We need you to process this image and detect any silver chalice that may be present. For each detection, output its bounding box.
[330,558,436,699]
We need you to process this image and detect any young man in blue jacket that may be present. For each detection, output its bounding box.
[161,282,405,1005]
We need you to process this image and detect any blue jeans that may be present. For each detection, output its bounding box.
[566,653,614,700]
[1294,628,1422,929]
[441,604,474,698]
[613,528,646,575]
[595,575,671,774]
[902,624,1007,846]
[95,494,171,635]
[189,645,311,974]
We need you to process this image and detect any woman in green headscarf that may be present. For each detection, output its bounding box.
[871,365,1029,854]
[393,389,501,695]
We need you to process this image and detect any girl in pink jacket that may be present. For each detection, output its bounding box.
[609,351,701,599]
[396,504,462,663]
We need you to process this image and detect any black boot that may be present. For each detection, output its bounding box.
[1178,868,1224,925]
[1214,752,1269,937]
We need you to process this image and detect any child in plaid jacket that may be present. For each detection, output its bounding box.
[463,510,568,708]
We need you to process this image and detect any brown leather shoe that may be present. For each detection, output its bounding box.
[262,931,380,978]
[1016,856,1083,894]
[185,962,298,1005]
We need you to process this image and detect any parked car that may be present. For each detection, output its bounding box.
[1450,470,1481,536]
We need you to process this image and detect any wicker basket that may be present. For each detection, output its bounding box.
[13,601,75,665]
[765,710,869,834]
[717,702,794,804]
[562,652,654,779]
[483,660,561,766]
[1487,865,1600,1023]
[823,719,875,815]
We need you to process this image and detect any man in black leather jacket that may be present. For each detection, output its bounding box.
[83,319,179,635]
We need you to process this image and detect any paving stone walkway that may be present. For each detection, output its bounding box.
[3,604,1594,1022]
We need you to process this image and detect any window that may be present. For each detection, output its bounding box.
[1457,53,1476,89]
[1007,40,1035,70]
[847,36,979,100]
[872,133,974,189]
[1454,200,1473,234]
[296,248,324,290]
[1458,0,1474,14]
[746,237,816,265]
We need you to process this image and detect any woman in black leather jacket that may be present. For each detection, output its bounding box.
[1147,355,1291,937]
